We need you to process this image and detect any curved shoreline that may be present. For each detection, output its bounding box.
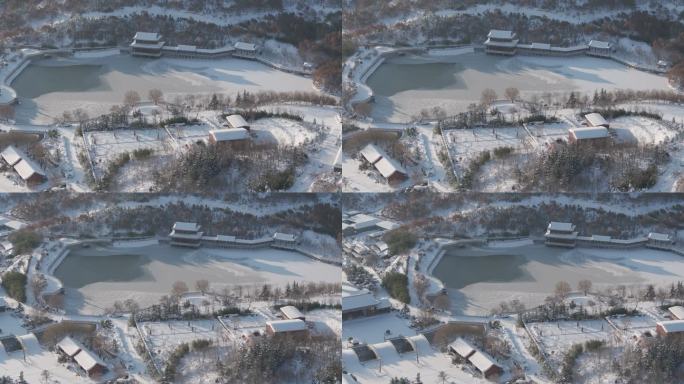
[345,43,674,123]
[35,236,341,312]
[423,236,684,298]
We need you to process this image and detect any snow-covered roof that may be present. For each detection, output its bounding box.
[360,144,383,164]
[584,112,608,127]
[56,336,83,357]
[547,222,575,232]
[226,114,249,128]
[73,348,107,372]
[529,42,551,50]
[173,222,200,232]
[3,220,25,230]
[267,319,307,333]
[569,126,609,140]
[233,237,272,245]
[376,220,400,230]
[374,241,388,252]
[234,42,257,51]
[176,44,197,52]
[374,157,406,179]
[487,30,515,40]
[591,235,611,242]
[353,219,381,231]
[215,234,236,242]
[14,158,45,180]
[134,32,161,41]
[273,232,296,242]
[0,241,13,251]
[130,41,164,49]
[342,289,379,312]
[648,232,671,242]
[588,40,611,49]
[280,305,305,320]
[1,145,22,166]
[668,306,684,320]
[449,337,476,358]
[197,46,235,54]
[657,320,684,333]
[468,350,500,373]
[210,128,249,142]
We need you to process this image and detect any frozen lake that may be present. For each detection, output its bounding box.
[366,52,672,122]
[11,54,314,124]
[54,243,340,314]
[432,244,684,315]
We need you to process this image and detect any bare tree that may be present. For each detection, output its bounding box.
[578,279,592,295]
[434,294,451,311]
[554,280,571,300]
[656,287,668,306]
[149,88,164,105]
[172,281,189,299]
[504,87,520,102]
[195,279,210,294]
[123,90,141,109]
[480,88,498,106]
[41,369,50,384]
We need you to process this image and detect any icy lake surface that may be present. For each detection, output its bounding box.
[54,243,340,314]
[366,52,672,123]
[11,54,313,124]
[433,244,684,315]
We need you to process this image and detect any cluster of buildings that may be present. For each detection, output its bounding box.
[567,112,611,145]
[55,336,108,377]
[169,222,298,250]
[342,282,391,320]
[544,221,674,249]
[223,305,311,346]
[359,143,408,184]
[656,305,684,338]
[448,337,504,379]
[130,32,258,59]
[342,211,399,237]
[1,145,47,185]
[208,114,251,148]
[484,29,612,58]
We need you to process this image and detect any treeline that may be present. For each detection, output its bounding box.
[218,332,340,383]
[615,337,684,384]
[382,227,418,256]
[382,272,410,304]
[8,229,42,255]
[223,109,303,122]
[2,271,27,303]
[376,194,684,240]
[150,141,307,193]
[96,148,155,191]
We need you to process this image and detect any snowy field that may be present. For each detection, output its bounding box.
[366,52,672,123]
[252,117,318,146]
[444,122,569,163]
[528,319,614,367]
[611,116,679,144]
[142,319,225,368]
[12,54,314,124]
[342,312,417,345]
